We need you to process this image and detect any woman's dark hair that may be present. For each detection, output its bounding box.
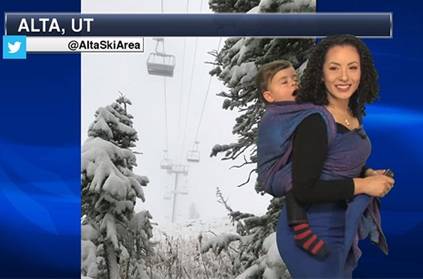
[296,34,379,119]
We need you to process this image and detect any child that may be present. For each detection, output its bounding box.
[256,60,329,259]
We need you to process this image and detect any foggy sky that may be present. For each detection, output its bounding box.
[81,0,272,225]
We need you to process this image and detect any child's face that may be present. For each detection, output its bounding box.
[263,67,298,103]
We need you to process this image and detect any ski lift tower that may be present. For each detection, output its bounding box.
[166,164,189,223]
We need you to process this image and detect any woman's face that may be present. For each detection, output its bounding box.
[322,45,361,102]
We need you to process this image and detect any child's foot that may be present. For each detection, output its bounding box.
[291,223,329,260]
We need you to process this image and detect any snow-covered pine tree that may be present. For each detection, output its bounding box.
[81,96,152,279]
[209,0,316,278]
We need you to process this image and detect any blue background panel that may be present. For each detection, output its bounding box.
[318,0,423,277]
[0,1,80,278]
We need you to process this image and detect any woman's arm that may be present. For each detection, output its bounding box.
[291,113,355,204]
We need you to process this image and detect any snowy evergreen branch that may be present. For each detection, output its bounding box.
[216,187,234,213]
[200,233,241,255]
[235,168,257,188]
[229,155,255,169]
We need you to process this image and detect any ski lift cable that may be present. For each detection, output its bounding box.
[193,37,223,142]
[179,38,199,160]
[163,77,169,151]
[199,0,204,13]
[175,0,190,162]
[178,0,205,161]
[175,39,187,154]
[185,0,190,13]
[160,0,169,152]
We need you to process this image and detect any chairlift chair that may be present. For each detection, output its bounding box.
[160,150,172,170]
[187,141,200,163]
[147,38,176,77]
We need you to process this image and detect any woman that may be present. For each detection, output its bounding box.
[276,34,395,278]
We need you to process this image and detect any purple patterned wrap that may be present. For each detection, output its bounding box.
[257,101,336,197]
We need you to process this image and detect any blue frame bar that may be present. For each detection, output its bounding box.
[5,13,392,37]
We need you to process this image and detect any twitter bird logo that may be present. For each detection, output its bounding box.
[3,35,26,59]
[8,41,22,54]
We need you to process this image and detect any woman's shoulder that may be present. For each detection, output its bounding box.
[297,113,327,133]
[295,104,334,128]
[295,105,337,143]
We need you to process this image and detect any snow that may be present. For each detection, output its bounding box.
[135,174,149,186]
[297,59,308,77]
[89,116,113,140]
[81,240,98,278]
[119,245,130,278]
[234,232,290,279]
[247,6,259,13]
[152,217,237,241]
[147,217,241,278]
[108,107,132,127]
[101,213,119,250]
[235,39,261,65]
[82,223,99,241]
[82,137,132,167]
[201,232,241,255]
[89,106,137,140]
[279,0,315,12]
[82,137,145,201]
[236,264,261,279]
[130,210,153,233]
[257,0,315,12]
[228,62,258,87]
[262,233,290,279]
[258,0,275,11]
[129,176,146,200]
[148,217,290,278]
[102,172,131,200]
[113,200,135,216]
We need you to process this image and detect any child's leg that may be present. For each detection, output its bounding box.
[286,191,329,260]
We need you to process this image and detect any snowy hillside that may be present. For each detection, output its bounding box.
[153,217,236,241]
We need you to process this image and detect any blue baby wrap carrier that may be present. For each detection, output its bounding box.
[257,101,337,197]
[257,102,388,278]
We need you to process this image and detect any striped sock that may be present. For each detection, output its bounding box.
[291,223,329,260]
